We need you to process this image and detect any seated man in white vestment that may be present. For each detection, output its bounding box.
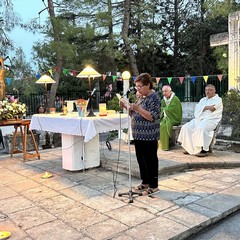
[177,84,223,157]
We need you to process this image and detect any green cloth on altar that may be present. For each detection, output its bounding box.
[160,95,182,150]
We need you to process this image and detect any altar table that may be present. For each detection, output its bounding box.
[30,113,129,171]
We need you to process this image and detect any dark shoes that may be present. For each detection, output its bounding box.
[133,184,149,192]
[183,150,189,154]
[195,150,208,157]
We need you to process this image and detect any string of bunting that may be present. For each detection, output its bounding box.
[39,67,227,85]
[4,67,228,85]
[155,74,228,85]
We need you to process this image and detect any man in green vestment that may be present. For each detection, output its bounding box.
[160,85,182,150]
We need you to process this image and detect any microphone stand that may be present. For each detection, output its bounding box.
[118,96,141,203]
[86,87,96,117]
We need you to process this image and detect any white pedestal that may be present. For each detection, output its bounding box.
[62,134,100,171]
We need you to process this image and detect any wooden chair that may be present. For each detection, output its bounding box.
[11,119,40,161]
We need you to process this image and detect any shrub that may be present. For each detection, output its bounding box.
[221,89,240,140]
[107,97,122,112]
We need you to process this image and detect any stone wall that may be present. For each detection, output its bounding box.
[4,133,40,154]
[181,102,197,122]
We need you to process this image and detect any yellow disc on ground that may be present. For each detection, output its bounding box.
[0,231,11,240]
[41,172,53,179]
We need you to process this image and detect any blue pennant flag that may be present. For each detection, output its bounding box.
[6,78,12,85]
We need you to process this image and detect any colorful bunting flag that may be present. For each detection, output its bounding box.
[217,75,223,82]
[6,78,12,85]
[48,69,53,76]
[156,77,160,84]
[203,76,208,83]
[167,77,172,84]
[179,77,184,84]
[36,73,41,79]
[112,76,117,82]
[191,76,196,84]
[102,74,107,81]
[72,70,77,77]
[63,69,68,75]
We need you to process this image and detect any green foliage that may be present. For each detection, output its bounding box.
[107,97,122,112]
[222,89,240,140]
[6,48,43,97]
[212,46,228,74]
[5,0,239,101]
[204,0,238,19]
[0,0,20,56]
[106,92,137,113]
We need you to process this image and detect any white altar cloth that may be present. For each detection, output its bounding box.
[30,113,129,171]
[30,113,128,142]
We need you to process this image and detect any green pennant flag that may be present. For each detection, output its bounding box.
[112,76,117,82]
[63,69,68,75]
[167,77,172,84]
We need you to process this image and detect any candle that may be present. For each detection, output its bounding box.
[62,106,68,115]
[66,101,74,113]
[50,108,56,114]
[99,103,107,116]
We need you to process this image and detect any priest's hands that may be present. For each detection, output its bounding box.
[204,105,216,112]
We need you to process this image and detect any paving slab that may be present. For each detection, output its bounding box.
[0,141,239,239]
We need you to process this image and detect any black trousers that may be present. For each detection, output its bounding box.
[134,140,159,188]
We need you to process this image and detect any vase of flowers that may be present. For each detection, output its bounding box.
[75,99,88,117]
[0,95,27,122]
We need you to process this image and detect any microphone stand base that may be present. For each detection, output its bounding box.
[86,109,96,117]
[118,190,142,203]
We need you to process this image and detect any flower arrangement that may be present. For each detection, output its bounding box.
[75,99,88,117]
[75,99,88,107]
[0,95,27,120]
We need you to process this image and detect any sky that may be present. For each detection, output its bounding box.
[9,0,48,62]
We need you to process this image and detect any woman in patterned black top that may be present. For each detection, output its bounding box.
[121,73,160,195]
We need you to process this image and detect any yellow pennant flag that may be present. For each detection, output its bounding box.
[48,69,53,76]
[203,76,208,83]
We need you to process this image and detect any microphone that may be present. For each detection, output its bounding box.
[126,86,136,95]
[91,87,97,96]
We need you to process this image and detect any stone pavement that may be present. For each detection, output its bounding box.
[0,139,240,240]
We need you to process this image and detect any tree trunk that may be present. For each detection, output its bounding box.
[47,0,63,109]
[173,0,180,76]
[0,57,6,101]
[121,0,139,76]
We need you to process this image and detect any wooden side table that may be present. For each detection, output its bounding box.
[10,119,40,161]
